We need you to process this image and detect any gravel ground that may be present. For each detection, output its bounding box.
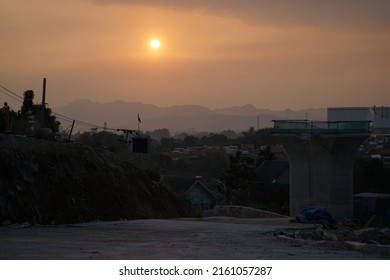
[0,217,389,260]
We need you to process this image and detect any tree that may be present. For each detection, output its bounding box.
[189,150,229,176]
[20,90,34,117]
[16,90,60,136]
[242,126,256,137]
[160,137,181,150]
[224,151,256,204]
[141,152,173,175]
[42,107,61,134]
[149,128,171,140]
[200,133,228,146]
[238,127,274,148]
[77,131,128,153]
[183,135,199,147]
[256,145,276,168]
[221,129,238,139]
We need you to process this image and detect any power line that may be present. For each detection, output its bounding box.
[0,88,23,103]
[0,85,24,101]
[0,85,24,103]
[53,112,118,131]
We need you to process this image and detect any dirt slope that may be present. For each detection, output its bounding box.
[0,134,189,225]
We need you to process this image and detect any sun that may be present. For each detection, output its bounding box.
[150,39,160,49]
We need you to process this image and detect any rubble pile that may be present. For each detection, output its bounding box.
[274,225,390,245]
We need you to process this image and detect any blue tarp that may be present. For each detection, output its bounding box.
[295,206,337,229]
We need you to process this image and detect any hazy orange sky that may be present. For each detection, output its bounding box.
[1,0,390,110]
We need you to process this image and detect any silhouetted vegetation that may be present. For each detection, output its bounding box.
[4,106,385,221]
[221,147,289,214]
[0,90,60,137]
[248,184,290,215]
[0,134,191,225]
[77,130,129,153]
[71,127,286,213]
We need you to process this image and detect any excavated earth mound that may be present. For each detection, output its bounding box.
[0,134,189,225]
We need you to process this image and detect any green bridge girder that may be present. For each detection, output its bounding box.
[273,120,371,135]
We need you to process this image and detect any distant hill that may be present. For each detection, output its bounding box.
[54,99,326,133]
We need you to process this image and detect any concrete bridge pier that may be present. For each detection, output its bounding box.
[273,121,370,221]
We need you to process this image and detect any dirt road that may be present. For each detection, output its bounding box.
[0,217,388,259]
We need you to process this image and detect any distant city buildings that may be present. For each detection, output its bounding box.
[328,106,390,165]
[373,106,390,132]
[327,106,390,134]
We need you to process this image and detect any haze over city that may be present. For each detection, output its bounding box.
[2,1,390,269]
[1,0,390,111]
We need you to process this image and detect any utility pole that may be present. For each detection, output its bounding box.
[41,78,47,128]
[137,113,141,132]
[68,120,75,141]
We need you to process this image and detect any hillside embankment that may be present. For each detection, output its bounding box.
[0,134,189,225]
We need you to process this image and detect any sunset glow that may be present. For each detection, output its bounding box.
[1,1,389,110]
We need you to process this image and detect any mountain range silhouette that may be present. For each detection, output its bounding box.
[54,99,326,133]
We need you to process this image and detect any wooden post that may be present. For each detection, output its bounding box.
[68,120,75,141]
[41,78,46,127]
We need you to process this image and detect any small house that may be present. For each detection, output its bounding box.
[168,176,223,212]
[187,179,222,211]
